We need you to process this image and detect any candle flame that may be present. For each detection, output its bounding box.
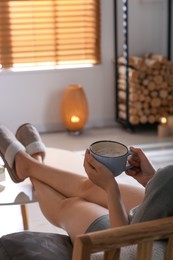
[71,116,80,123]
[161,117,167,124]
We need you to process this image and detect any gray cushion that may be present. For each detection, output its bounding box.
[0,231,73,260]
[0,231,167,260]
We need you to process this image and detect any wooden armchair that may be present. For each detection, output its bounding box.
[72,217,173,260]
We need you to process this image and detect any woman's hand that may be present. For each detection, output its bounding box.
[126,147,156,187]
[83,149,115,192]
[84,149,128,227]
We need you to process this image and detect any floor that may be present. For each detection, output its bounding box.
[0,125,173,237]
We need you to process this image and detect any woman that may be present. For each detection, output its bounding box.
[1,123,171,243]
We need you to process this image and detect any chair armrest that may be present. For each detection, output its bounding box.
[72,217,173,260]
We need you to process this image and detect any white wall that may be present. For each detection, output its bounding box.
[117,0,168,57]
[0,0,169,133]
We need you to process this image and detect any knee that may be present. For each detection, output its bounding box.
[59,197,81,211]
[45,197,82,227]
[79,179,94,198]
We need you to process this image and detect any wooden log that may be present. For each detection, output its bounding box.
[143,108,151,116]
[167,75,173,84]
[159,89,168,99]
[161,81,168,89]
[145,96,152,103]
[118,82,138,92]
[144,58,160,70]
[148,115,156,124]
[169,107,173,113]
[118,91,126,100]
[151,54,168,63]
[151,98,161,107]
[142,79,149,87]
[154,75,163,84]
[118,90,142,102]
[128,83,142,90]
[168,95,173,101]
[156,114,161,122]
[160,69,167,76]
[118,66,139,80]
[140,115,148,124]
[129,93,140,102]
[118,78,140,89]
[138,71,147,80]
[150,108,157,115]
[147,81,156,91]
[152,69,159,76]
[143,102,150,109]
[158,107,168,116]
[146,67,154,76]
[117,54,173,126]
[129,115,140,125]
[118,111,126,120]
[118,56,144,69]
[139,95,145,102]
[150,91,158,98]
[118,103,126,112]
[129,107,138,115]
[142,88,150,96]
[119,103,139,115]
[134,102,143,110]
[161,99,169,106]
[145,53,168,63]
[137,109,145,116]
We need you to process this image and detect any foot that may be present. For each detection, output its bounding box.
[16,123,46,161]
[0,125,25,183]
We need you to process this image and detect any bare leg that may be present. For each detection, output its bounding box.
[16,152,145,212]
[30,154,109,242]
[31,178,108,242]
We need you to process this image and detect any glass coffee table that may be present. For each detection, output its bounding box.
[0,165,37,230]
[0,147,86,231]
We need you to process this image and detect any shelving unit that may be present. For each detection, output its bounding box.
[114,0,172,130]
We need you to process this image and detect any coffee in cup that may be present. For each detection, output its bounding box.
[89,140,134,176]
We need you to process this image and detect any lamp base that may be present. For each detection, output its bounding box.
[0,167,5,182]
[67,129,83,136]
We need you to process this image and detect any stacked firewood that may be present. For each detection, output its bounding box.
[117,54,173,125]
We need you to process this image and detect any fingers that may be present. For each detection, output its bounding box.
[126,147,142,177]
[83,149,102,185]
[128,147,140,167]
[83,149,92,172]
[128,155,140,167]
[83,148,100,174]
[130,146,149,162]
[128,146,149,166]
[84,148,111,176]
[126,167,141,176]
[130,147,155,171]
[130,146,144,157]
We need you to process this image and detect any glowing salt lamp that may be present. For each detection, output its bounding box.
[61,84,89,133]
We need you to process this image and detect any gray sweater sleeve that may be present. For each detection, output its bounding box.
[130,165,173,224]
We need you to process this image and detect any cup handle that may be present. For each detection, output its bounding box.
[125,150,136,171]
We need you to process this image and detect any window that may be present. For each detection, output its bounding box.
[0,0,101,70]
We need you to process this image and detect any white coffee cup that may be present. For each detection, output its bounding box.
[90,140,134,177]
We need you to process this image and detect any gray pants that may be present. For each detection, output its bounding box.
[85,215,110,233]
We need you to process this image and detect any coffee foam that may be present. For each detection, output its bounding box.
[92,142,127,157]
[94,148,124,157]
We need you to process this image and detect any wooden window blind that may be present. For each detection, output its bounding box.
[0,0,101,70]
